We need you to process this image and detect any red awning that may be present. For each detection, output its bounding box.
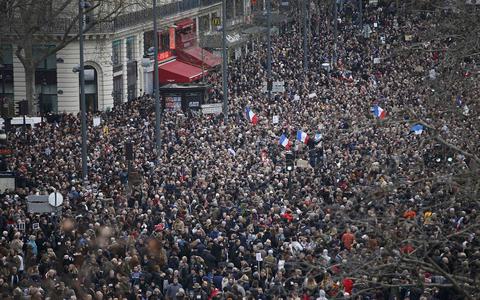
[159,59,206,84]
[175,18,194,29]
[177,46,222,69]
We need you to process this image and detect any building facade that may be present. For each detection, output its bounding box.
[0,0,270,115]
[1,0,223,114]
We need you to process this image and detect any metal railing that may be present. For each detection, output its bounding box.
[2,0,221,35]
[113,0,221,31]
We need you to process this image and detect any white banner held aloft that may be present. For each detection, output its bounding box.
[278,260,285,270]
[256,253,263,262]
[93,117,101,127]
[272,115,279,124]
[308,93,317,99]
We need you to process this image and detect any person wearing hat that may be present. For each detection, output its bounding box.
[238,274,251,292]
[175,288,186,300]
[191,282,208,300]
[264,249,276,274]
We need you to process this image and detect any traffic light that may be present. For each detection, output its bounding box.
[16,100,29,116]
[267,79,273,92]
[286,151,294,171]
[125,140,134,161]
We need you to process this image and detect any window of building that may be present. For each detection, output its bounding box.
[235,0,244,16]
[0,45,13,116]
[251,0,263,12]
[83,66,98,112]
[144,31,154,55]
[112,40,122,66]
[33,45,56,70]
[160,32,170,52]
[0,45,13,66]
[126,37,135,62]
[226,0,234,19]
[199,15,210,33]
[32,45,57,113]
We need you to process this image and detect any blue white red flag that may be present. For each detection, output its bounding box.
[245,107,258,125]
[279,134,292,150]
[296,130,309,144]
[373,105,386,119]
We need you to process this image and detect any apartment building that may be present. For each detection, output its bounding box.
[1,0,222,114]
[0,0,278,114]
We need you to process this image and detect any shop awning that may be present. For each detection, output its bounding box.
[159,59,206,84]
[177,46,221,69]
[175,18,194,29]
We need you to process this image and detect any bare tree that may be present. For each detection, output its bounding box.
[342,1,480,299]
[266,2,480,299]
[0,0,133,115]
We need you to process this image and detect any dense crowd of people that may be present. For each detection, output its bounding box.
[1,1,479,300]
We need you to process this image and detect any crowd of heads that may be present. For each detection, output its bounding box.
[0,1,479,300]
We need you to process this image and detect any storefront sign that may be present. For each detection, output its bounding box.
[165,96,182,112]
[157,50,173,61]
[169,27,176,49]
[212,17,221,26]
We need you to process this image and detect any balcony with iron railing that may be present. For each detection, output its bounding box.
[113,0,221,31]
[3,0,221,35]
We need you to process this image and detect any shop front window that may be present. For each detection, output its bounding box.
[0,45,14,116]
[126,37,135,62]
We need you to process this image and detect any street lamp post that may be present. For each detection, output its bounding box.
[40,78,47,123]
[267,0,272,99]
[222,0,228,124]
[359,0,363,29]
[0,73,4,99]
[286,151,295,200]
[303,0,308,73]
[79,0,88,181]
[287,166,293,200]
[333,0,338,64]
[153,0,162,161]
[0,67,6,118]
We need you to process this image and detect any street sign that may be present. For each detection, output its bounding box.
[48,192,64,207]
[262,81,285,93]
[27,195,53,214]
[202,103,223,114]
[0,171,15,191]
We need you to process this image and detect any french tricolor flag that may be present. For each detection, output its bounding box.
[279,134,292,150]
[245,107,258,125]
[373,105,387,119]
[296,130,309,144]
